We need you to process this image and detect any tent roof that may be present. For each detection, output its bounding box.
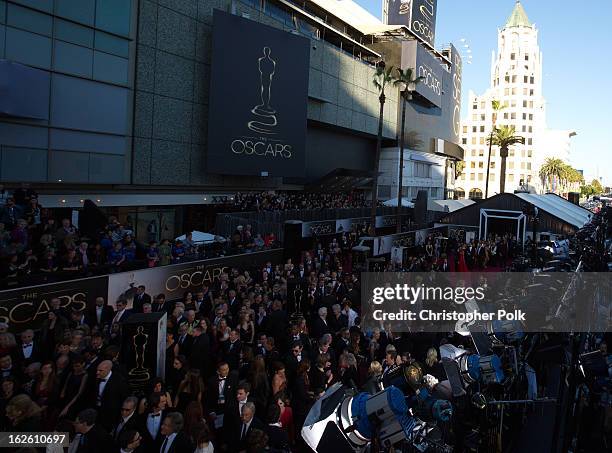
[514,193,591,229]
[383,197,414,208]
[429,199,475,212]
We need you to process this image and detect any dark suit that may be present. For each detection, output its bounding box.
[228,417,265,453]
[224,396,255,442]
[222,340,242,371]
[152,301,172,314]
[132,293,151,313]
[76,424,113,453]
[137,410,166,451]
[91,371,129,430]
[205,371,239,417]
[15,340,44,365]
[188,334,210,376]
[110,411,139,444]
[265,424,290,450]
[87,305,115,330]
[176,333,193,357]
[161,431,193,453]
[311,317,331,340]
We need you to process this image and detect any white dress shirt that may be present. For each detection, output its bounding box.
[97,371,112,405]
[22,342,33,359]
[147,411,162,438]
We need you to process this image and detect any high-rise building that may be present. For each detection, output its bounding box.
[458,1,573,199]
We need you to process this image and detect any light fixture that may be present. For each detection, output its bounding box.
[61,199,66,203]
[96,199,101,202]
[58,179,62,182]
[80,199,84,203]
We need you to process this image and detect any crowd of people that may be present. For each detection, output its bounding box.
[0,191,280,289]
[231,191,371,212]
[0,229,475,453]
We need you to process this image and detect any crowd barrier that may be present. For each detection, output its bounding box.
[0,248,284,333]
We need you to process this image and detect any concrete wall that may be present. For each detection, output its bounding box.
[131,0,398,187]
[0,0,136,184]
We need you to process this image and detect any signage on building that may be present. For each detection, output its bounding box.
[401,41,442,108]
[301,216,403,237]
[0,277,109,332]
[207,10,309,177]
[385,0,437,48]
[449,43,462,143]
[1,250,284,333]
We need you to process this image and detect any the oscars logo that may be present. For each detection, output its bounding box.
[128,326,151,385]
[248,47,278,134]
[398,0,412,15]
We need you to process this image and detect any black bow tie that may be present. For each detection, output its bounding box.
[99,378,108,383]
[149,413,161,418]
[219,377,226,381]
[23,344,32,348]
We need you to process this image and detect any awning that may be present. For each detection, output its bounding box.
[175,231,216,243]
[383,197,415,208]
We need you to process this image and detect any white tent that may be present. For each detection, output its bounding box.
[175,231,216,243]
[383,197,415,208]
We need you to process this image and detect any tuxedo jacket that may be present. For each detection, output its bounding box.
[111,411,139,444]
[15,340,44,365]
[132,293,152,313]
[227,417,265,453]
[87,305,115,329]
[136,410,166,451]
[205,371,239,415]
[90,372,130,430]
[163,431,193,453]
[222,339,242,371]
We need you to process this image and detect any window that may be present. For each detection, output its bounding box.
[490,161,496,169]
[527,150,532,157]
[528,126,533,132]
[469,188,482,199]
[529,101,534,108]
[523,113,527,120]
[414,162,431,178]
[509,162,514,170]
[463,126,468,133]
[472,137,477,144]
[480,101,485,109]
[480,114,486,121]
[511,100,516,107]
[507,174,514,182]
[523,100,528,107]
[479,162,484,169]
[524,76,528,83]
[490,173,496,180]
[528,138,533,145]
[512,75,517,83]
[505,75,510,83]
[471,150,476,157]
[522,125,526,132]
[472,126,477,133]
[491,150,496,157]
[480,126,485,133]
[527,162,531,170]
[478,149,484,157]
[470,162,476,169]
[509,150,515,157]
[95,0,131,36]
[530,89,534,96]
[478,173,484,181]
[511,113,516,119]
[462,138,467,145]
[521,150,525,158]
[472,114,478,121]
[511,88,517,95]
[511,53,516,60]
[523,88,528,95]
[520,162,525,169]
[455,188,465,199]
[530,76,534,84]
[504,88,509,96]
[378,185,391,198]
[504,113,509,119]
[470,174,475,181]
[472,103,478,109]
[529,114,533,120]
[479,137,485,144]
[525,55,529,61]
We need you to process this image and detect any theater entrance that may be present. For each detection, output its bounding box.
[479,209,527,243]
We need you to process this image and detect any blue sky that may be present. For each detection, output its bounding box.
[354,0,612,184]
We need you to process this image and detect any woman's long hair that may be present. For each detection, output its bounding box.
[179,369,204,396]
[6,394,43,425]
[425,348,438,367]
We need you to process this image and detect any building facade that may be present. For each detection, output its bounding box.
[0,0,463,219]
[459,1,573,199]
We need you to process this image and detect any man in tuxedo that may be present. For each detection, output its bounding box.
[117,429,142,453]
[111,396,139,444]
[132,286,151,313]
[111,299,131,330]
[152,294,171,314]
[223,383,254,450]
[229,402,264,452]
[16,329,43,365]
[227,289,240,323]
[206,362,239,442]
[88,297,115,332]
[284,340,304,384]
[72,408,113,453]
[223,329,242,371]
[311,307,331,340]
[92,360,129,430]
[175,323,193,357]
[328,304,348,334]
[189,326,210,377]
[0,354,22,380]
[137,392,167,451]
[159,412,193,453]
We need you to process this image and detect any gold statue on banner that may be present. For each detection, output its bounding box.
[128,326,151,383]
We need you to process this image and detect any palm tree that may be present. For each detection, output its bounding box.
[484,100,505,198]
[539,158,566,193]
[393,67,422,233]
[488,125,525,194]
[370,63,395,235]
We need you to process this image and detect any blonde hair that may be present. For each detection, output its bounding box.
[425,348,438,367]
[368,361,383,376]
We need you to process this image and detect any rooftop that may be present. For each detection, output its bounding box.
[505,1,532,28]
